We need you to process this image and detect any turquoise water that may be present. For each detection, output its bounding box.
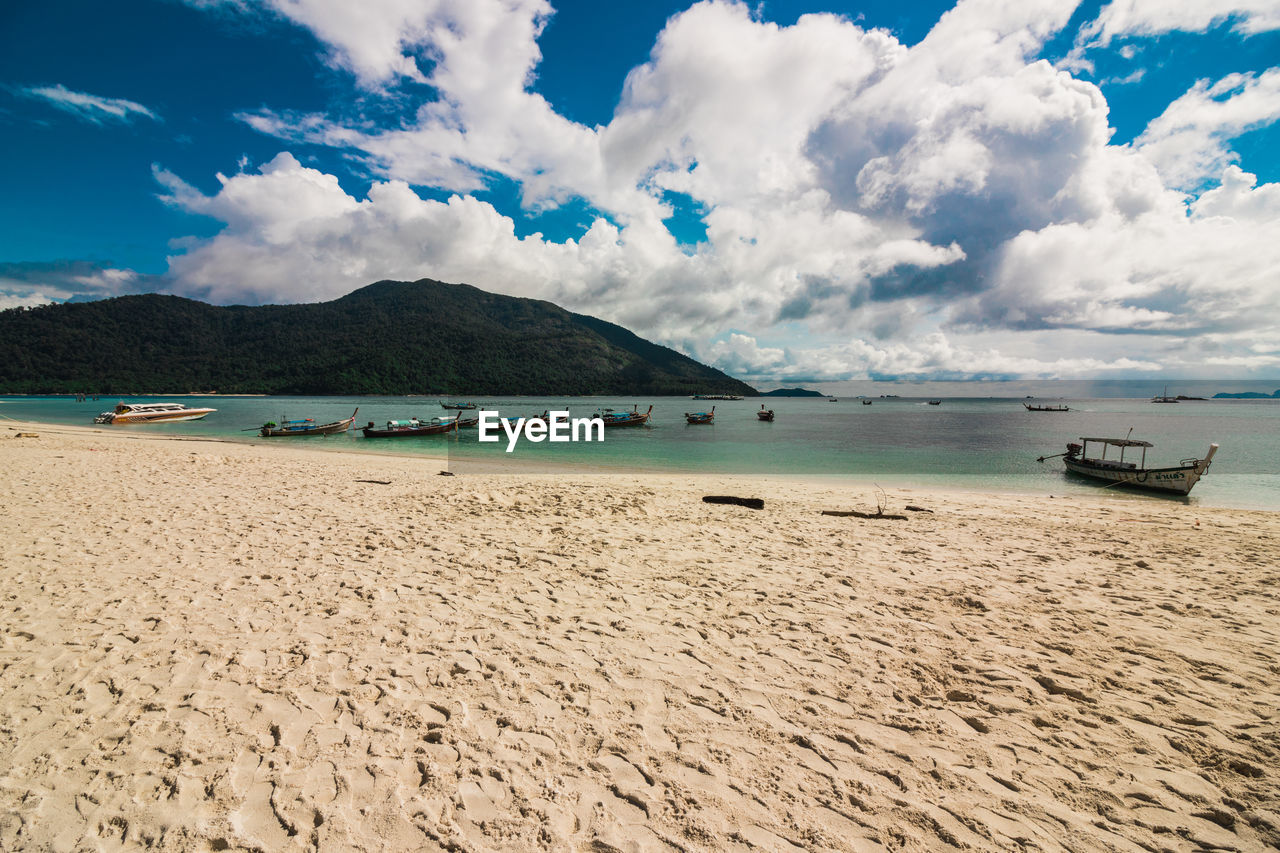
[3,392,1278,509]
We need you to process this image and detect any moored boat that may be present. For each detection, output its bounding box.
[1024,403,1070,412]
[1053,436,1218,495]
[685,406,715,424]
[757,405,774,421]
[259,408,358,436]
[928,400,941,406]
[594,405,652,427]
[362,417,460,438]
[93,401,216,424]
[440,401,477,410]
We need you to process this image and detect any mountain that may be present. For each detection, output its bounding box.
[0,279,757,397]
[1213,390,1280,398]
[760,387,826,397]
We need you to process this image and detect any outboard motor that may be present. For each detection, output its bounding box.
[1066,442,1082,459]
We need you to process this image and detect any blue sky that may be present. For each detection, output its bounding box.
[2,0,1279,382]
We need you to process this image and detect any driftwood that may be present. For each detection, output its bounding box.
[354,479,392,485]
[821,509,908,520]
[903,505,934,513]
[703,495,764,510]
[438,471,455,476]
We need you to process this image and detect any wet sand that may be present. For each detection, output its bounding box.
[2,421,1278,851]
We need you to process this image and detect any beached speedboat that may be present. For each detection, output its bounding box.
[594,405,652,427]
[259,408,358,436]
[757,405,774,421]
[685,406,715,424]
[1053,436,1218,495]
[93,402,216,424]
[362,417,459,438]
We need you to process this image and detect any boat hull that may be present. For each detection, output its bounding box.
[260,420,353,436]
[1063,458,1205,495]
[362,422,458,437]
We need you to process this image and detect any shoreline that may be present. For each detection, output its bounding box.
[4,415,1274,512]
[3,421,1279,849]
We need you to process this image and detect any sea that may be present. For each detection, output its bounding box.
[3,379,1278,510]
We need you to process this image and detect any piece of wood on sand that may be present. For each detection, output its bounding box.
[821,509,908,520]
[703,495,764,510]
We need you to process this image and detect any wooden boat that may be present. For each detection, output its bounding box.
[691,394,743,400]
[1024,403,1069,412]
[594,405,652,427]
[685,406,715,424]
[828,397,838,402]
[440,401,477,410]
[757,405,774,421]
[928,400,942,405]
[259,408,358,436]
[861,399,872,405]
[1051,436,1218,495]
[93,401,216,424]
[1151,385,1178,403]
[362,417,459,438]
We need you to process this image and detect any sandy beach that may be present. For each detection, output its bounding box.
[1,421,1278,852]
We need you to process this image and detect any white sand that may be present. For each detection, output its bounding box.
[1,422,1278,851]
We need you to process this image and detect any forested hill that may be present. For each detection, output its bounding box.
[0,278,757,396]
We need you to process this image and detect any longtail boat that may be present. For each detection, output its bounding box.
[259,408,358,437]
[1043,435,1218,495]
[362,417,459,438]
[440,401,477,410]
[757,405,774,421]
[1024,403,1070,412]
[594,405,652,427]
[685,406,715,424]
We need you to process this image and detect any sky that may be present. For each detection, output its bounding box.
[2,0,1279,384]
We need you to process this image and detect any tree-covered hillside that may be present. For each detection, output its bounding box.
[0,279,757,396]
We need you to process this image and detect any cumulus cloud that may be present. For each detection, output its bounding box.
[1136,69,1280,188]
[700,331,1166,382]
[22,84,158,124]
[140,0,1280,381]
[0,262,153,309]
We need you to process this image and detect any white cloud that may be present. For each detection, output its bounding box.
[1080,0,1280,46]
[0,290,57,310]
[0,263,148,309]
[1137,69,1280,188]
[148,0,1280,380]
[23,84,158,124]
[701,331,1166,382]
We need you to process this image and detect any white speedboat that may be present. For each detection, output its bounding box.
[1058,436,1218,495]
[93,402,217,424]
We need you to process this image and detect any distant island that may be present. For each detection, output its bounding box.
[0,278,757,397]
[760,387,826,397]
[1213,390,1280,399]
